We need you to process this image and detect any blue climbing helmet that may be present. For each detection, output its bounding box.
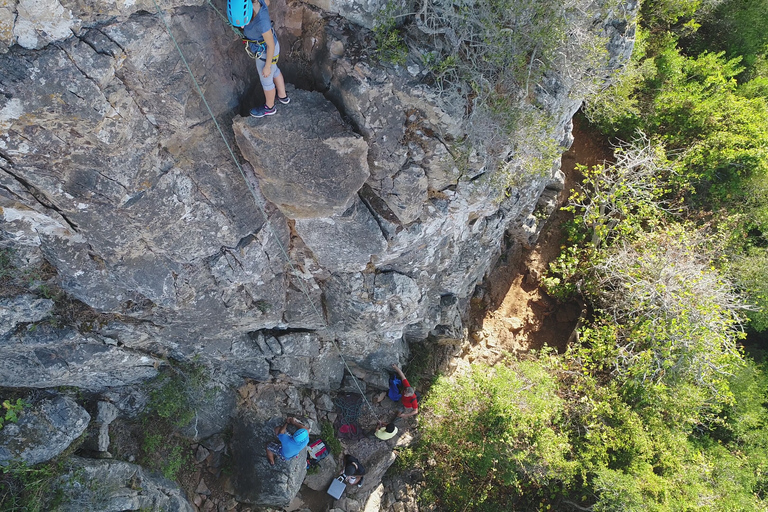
[227,0,253,27]
[293,428,309,444]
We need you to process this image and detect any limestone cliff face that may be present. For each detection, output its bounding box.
[0,0,637,391]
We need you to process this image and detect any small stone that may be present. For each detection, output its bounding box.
[194,495,203,506]
[196,478,211,496]
[206,450,222,468]
[221,475,235,495]
[202,499,216,512]
[196,445,210,463]
[330,40,344,57]
[96,401,119,425]
[316,394,334,412]
[548,169,566,191]
[393,501,406,512]
[505,316,525,332]
[524,268,540,286]
[201,434,226,453]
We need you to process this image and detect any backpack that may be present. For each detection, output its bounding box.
[388,373,403,402]
[306,438,329,468]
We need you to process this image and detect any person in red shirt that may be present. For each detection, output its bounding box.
[392,364,419,418]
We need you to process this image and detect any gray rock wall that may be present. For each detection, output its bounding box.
[55,456,194,512]
[0,396,89,466]
[1,0,637,393]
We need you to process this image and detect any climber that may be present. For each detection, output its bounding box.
[392,364,419,418]
[227,0,290,117]
[340,454,366,487]
[265,417,309,465]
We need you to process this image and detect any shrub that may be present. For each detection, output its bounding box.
[412,0,610,189]
[730,247,768,331]
[146,363,208,428]
[320,421,342,457]
[418,360,574,510]
[373,1,409,65]
[0,460,65,512]
[137,362,208,482]
[0,399,29,430]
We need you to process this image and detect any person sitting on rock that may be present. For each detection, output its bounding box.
[265,417,309,465]
[392,364,419,418]
[341,454,366,487]
[227,0,290,118]
[374,421,398,440]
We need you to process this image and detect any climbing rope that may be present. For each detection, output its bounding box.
[150,0,381,422]
[334,394,366,439]
[205,0,244,38]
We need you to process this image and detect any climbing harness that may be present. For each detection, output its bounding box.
[151,0,381,423]
[243,37,267,60]
[242,30,279,63]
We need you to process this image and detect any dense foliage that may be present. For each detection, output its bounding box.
[411,1,768,510]
[418,362,573,510]
[584,0,768,328]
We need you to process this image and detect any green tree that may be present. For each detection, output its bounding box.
[417,360,574,510]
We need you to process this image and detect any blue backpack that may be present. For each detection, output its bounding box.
[388,373,403,402]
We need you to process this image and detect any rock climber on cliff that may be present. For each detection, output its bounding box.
[227,0,290,117]
[392,364,419,418]
[266,417,310,465]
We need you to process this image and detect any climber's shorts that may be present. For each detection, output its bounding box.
[255,40,281,91]
[266,442,287,461]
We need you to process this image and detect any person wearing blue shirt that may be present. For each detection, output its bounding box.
[227,0,290,117]
[266,417,309,465]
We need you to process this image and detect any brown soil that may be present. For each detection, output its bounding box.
[467,117,614,362]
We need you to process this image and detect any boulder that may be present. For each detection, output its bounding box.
[0,325,159,390]
[54,456,193,512]
[0,395,90,466]
[233,88,370,220]
[179,384,236,441]
[81,400,120,454]
[301,0,390,29]
[232,416,307,507]
[380,165,428,225]
[294,198,388,272]
[303,453,339,491]
[0,295,54,337]
[329,437,396,506]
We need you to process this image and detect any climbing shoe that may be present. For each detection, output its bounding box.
[250,104,276,117]
[277,95,291,105]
